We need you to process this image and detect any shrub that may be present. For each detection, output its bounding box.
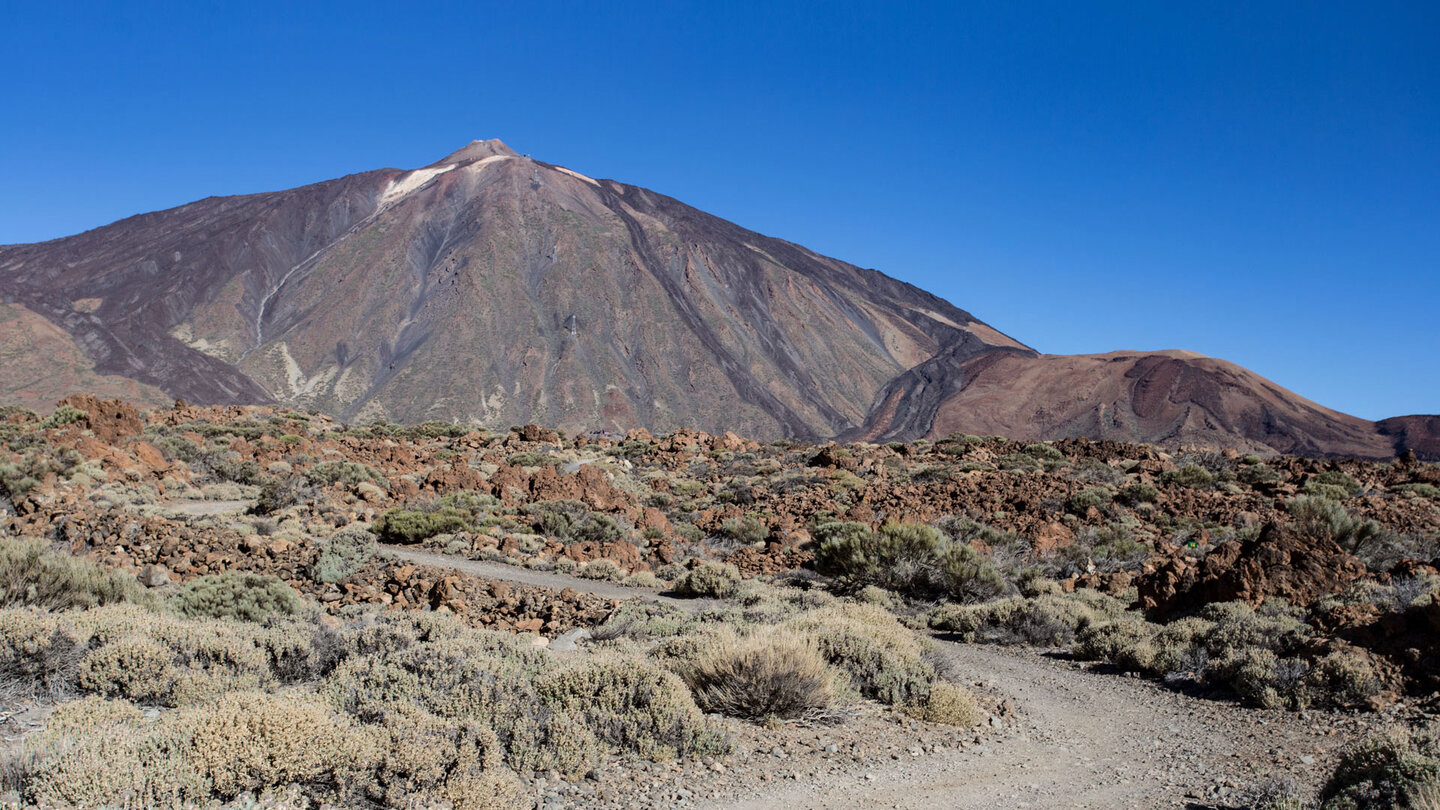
[1304,648,1384,709]
[577,559,624,581]
[1320,726,1440,810]
[39,404,86,430]
[674,629,833,721]
[367,703,523,809]
[718,516,768,546]
[1162,464,1215,490]
[1067,487,1113,514]
[622,571,663,589]
[0,608,86,699]
[902,679,981,727]
[1394,483,1440,499]
[784,603,934,709]
[536,654,728,762]
[506,452,557,468]
[172,571,302,623]
[813,521,1008,603]
[673,561,741,598]
[252,474,313,515]
[1288,496,1387,554]
[183,691,379,800]
[1238,463,1283,486]
[1117,482,1160,506]
[315,527,377,583]
[931,590,1128,646]
[523,500,625,545]
[374,506,472,544]
[1312,470,1365,498]
[0,538,149,610]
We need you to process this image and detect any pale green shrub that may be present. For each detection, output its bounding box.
[674,561,741,598]
[536,654,728,762]
[172,571,302,622]
[315,527,377,584]
[0,538,149,610]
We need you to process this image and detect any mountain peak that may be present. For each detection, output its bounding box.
[430,139,518,167]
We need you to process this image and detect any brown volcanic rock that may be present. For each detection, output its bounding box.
[851,349,1399,458]
[1376,415,1440,462]
[56,394,144,443]
[0,140,1024,439]
[1136,522,1368,619]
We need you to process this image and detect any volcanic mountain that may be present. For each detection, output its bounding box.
[0,140,1430,457]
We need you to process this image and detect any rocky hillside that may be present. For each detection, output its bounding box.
[849,349,1400,459]
[0,141,1431,456]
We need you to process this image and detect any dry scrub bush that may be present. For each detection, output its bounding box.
[674,628,834,721]
[1073,600,1385,710]
[930,590,1127,646]
[536,654,729,762]
[0,608,85,699]
[782,602,978,726]
[367,703,524,810]
[1320,725,1440,810]
[185,691,379,798]
[578,558,625,581]
[674,560,741,597]
[0,537,150,610]
[3,604,331,707]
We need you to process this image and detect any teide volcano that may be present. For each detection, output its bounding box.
[0,140,1027,439]
[0,141,1430,457]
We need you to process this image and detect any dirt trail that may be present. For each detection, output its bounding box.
[164,504,1357,807]
[708,644,1356,810]
[379,544,714,612]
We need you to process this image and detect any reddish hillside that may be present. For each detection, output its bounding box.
[850,349,1411,460]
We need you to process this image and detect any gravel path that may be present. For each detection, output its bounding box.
[707,644,1359,810]
[379,544,714,612]
[161,502,1363,808]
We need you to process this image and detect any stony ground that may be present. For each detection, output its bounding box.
[401,546,1392,810]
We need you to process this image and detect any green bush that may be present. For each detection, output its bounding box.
[718,516,768,546]
[374,506,472,544]
[1117,482,1160,506]
[1162,464,1215,490]
[1238,463,1283,486]
[171,571,302,623]
[0,539,148,611]
[1067,487,1113,514]
[1288,496,1387,554]
[316,528,378,583]
[1394,483,1440,499]
[1320,726,1440,810]
[306,461,386,488]
[39,405,86,430]
[813,521,1008,603]
[1312,470,1365,498]
[673,561,741,598]
[523,500,625,545]
[252,474,313,515]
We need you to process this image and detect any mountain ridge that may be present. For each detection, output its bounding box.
[0,142,1430,458]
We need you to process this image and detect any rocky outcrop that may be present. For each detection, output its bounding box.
[1136,523,1369,619]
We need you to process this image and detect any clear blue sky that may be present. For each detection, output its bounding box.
[2,1,1436,419]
